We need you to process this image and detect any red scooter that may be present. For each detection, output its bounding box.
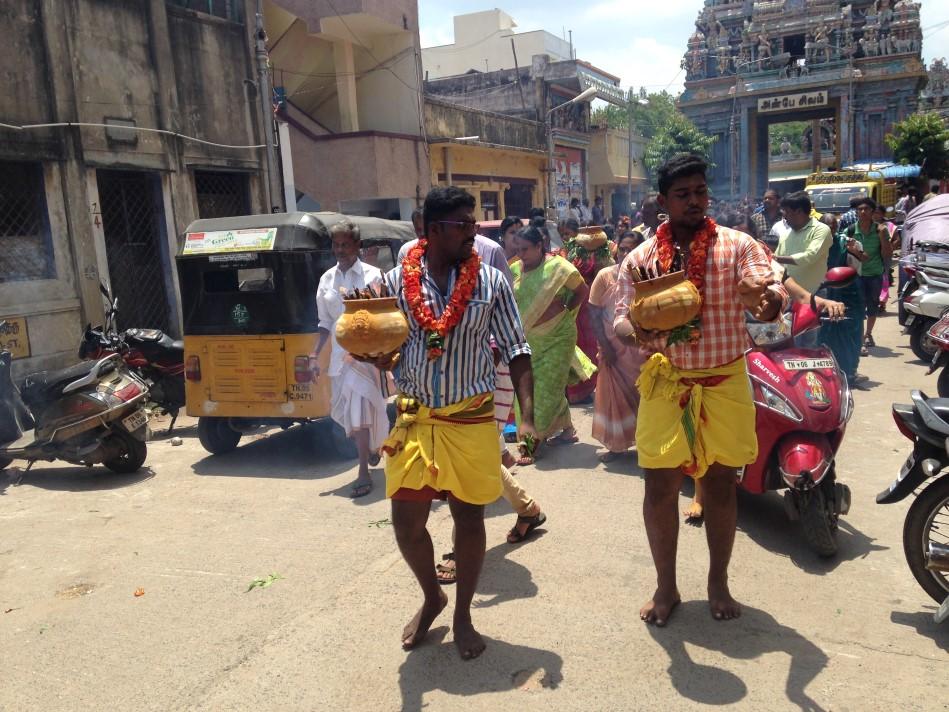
[742,267,857,557]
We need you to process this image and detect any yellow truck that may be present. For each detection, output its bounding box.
[804,170,898,215]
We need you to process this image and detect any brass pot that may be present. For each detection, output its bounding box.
[630,271,702,332]
[575,225,608,250]
[335,297,409,357]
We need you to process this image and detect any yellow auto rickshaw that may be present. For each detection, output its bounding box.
[175,211,414,455]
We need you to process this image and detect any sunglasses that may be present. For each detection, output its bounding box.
[436,219,480,233]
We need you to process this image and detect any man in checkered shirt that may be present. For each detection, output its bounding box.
[613,154,789,627]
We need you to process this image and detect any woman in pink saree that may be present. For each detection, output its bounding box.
[588,231,646,462]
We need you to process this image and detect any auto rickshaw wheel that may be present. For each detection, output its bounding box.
[198,417,242,455]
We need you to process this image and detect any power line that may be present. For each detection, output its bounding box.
[0,121,263,149]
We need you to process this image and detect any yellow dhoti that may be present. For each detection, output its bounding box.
[383,393,502,505]
[635,353,757,478]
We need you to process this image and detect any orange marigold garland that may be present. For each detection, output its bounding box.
[654,216,717,346]
[402,239,481,360]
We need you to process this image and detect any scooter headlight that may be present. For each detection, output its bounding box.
[753,381,803,422]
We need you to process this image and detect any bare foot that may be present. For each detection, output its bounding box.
[683,500,704,523]
[401,590,449,650]
[640,588,681,627]
[708,580,741,621]
[453,617,486,660]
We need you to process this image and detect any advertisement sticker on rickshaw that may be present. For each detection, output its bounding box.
[183,228,278,255]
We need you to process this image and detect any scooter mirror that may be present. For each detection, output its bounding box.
[821,266,858,290]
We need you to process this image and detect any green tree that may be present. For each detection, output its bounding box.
[591,90,715,188]
[885,112,949,179]
[643,113,717,185]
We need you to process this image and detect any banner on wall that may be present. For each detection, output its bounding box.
[554,146,585,216]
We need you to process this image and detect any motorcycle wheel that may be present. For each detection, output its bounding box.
[103,429,147,474]
[801,483,839,558]
[938,368,949,399]
[910,319,938,362]
[902,476,949,604]
[197,417,241,455]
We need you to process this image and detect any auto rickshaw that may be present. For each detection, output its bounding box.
[175,211,415,455]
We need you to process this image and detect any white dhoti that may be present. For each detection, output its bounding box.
[330,357,390,450]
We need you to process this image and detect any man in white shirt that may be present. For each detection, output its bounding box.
[313,220,388,497]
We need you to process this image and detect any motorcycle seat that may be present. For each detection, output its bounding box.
[19,360,100,407]
[125,330,184,360]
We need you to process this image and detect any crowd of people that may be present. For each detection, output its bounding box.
[309,156,936,661]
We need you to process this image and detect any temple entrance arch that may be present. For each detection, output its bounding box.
[747,96,840,199]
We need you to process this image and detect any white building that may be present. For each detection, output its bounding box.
[422,9,572,79]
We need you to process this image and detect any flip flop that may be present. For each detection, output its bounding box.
[436,552,456,585]
[349,481,373,498]
[507,512,547,544]
[598,451,622,463]
[547,432,579,446]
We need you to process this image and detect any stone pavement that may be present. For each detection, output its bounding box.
[1,309,947,711]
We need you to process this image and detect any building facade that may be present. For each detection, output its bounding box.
[421,9,572,80]
[678,0,928,200]
[265,0,430,219]
[0,0,269,374]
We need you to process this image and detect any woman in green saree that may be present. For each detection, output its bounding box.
[510,225,595,464]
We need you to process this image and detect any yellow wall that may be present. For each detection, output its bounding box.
[430,143,545,218]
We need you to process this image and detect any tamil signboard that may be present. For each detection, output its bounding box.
[183,228,278,255]
[0,317,30,359]
[758,91,829,114]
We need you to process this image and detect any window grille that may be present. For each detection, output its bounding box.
[194,170,251,219]
[166,0,243,22]
[0,161,54,282]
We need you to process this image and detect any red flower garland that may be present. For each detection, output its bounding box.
[402,239,481,360]
[654,216,717,345]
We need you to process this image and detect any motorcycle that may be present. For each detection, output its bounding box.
[901,267,949,362]
[79,284,185,431]
[926,313,949,398]
[0,346,150,474]
[743,266,856,557]
[877,390,949,622]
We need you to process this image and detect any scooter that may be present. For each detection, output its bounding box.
[902,267,949,362]
[79,284,184,431]
[877,390,949,622]
[0,347,150,474]
[742,266,856,557]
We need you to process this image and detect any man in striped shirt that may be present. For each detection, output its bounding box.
[380,186,536,660]
[613,154,787,627]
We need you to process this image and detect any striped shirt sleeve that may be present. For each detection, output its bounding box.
[488,269,531,364]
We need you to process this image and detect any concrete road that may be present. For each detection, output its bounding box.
[2,312,947,711]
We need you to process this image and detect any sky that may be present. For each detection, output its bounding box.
[418,0,949,96]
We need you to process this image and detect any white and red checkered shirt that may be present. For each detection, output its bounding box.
[614,226,789,370]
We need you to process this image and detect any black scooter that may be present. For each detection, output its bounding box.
[0,346,150,474]
[878,390,949,622]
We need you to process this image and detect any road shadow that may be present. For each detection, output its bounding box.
[532,442,599,472]
[473,541,540,609]
[645,602,828,711]
[398,629,563,712]
[890,609,949,652]
[148,420,198,442]
[1,465,155,494]
[598,450,644,478]
[735,489,887,574]
[190,423,354,481]
[865,345,901,359]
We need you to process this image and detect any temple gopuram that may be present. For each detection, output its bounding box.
[678,0,928,199]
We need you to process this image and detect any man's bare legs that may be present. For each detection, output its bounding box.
[392,500,447,649]
[448,496,487,659]
[641,467,684,626]
[351,428,373,495]
[702,464,741,620]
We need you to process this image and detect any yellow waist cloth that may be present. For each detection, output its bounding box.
[635,353,757,478]
[383,393,502,505]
